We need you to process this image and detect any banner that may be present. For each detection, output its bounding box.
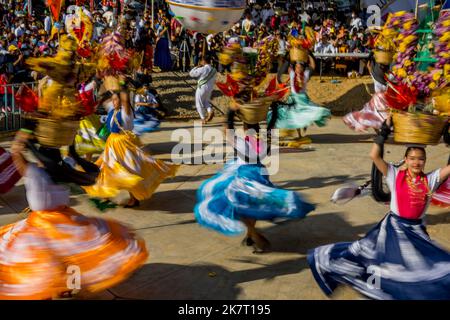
[47,0,64,21]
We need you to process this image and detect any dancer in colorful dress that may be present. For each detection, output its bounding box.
[268,56,331,143]
[74,80,105,161]
[84,89,178,208]
[307,119,450,300]
[189,56,217,124]
[0,130,147,299]
[343,58,390,132]
[194,122,315,253]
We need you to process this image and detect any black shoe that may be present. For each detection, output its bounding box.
[241,236,254,247]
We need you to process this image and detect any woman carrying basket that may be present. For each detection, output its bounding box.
[307,117,450,300]
[0,130,148,299]
[194,115,315,253]
[268,54,331,144]
[84,89,179,208]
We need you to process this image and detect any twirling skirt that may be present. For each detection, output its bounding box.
[83,133,178,201]
[154,38,172,71]
[343,92,389,132]
[267,92,331,130]
[74,115,106,156]
[307,213,450,300]
[194,161,315,236]
[133,107,160,136]
[0,206,148,299]
[432,178,450,208]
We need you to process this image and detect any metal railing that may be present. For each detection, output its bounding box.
[0,82,38,132]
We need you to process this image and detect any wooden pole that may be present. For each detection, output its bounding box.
[151,0,154,28]
[415,0,420,19]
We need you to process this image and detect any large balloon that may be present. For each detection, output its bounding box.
[167,0,246,34]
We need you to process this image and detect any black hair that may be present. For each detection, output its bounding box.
[404,147,426,158]
[201,55,212,64]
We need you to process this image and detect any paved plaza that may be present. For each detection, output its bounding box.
[1,118,449,300]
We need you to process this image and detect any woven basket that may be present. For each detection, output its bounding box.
[34,117,80,147]
[104,76,121,91]
[234,98,271,124]
[374,50,394,65]
[392,110,449,145]
[290,47,309,63]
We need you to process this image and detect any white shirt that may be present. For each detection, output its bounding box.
[25,164,70,211]
[314,42,337,55]
[350,17,363,31]
[44,16,52,34]
[14,26,24,38]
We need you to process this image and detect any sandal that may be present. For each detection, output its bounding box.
[124,199,140,208]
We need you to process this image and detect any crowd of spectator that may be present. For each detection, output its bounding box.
[0,0,376,107]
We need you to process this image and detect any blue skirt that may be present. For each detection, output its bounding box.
[307,213,450,300]
[267,93,331,129]
[154,38,172,71]
[133,107,160,135]
[194,161,315,236]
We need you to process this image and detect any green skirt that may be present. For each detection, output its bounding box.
[268,93,331,129]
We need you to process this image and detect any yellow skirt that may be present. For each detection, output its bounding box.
[83,133,179,201]
[0,206,148,300]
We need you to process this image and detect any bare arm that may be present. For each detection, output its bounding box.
[370,143,389,176]
[308,54,316,71]
[441,164,450,182]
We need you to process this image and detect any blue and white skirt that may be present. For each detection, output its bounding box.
[194,161,315,236]
[307,213,450,300]
[133,107,160,135]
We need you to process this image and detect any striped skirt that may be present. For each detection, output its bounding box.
[194,161,315,236]
[307,213,450,300]
[343,92,389,132]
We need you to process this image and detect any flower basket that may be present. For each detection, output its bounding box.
[233,98,272,124]
[32,116,80,147]
[392,109,449,145]
[290,47,309,63]
[374,50,394,65]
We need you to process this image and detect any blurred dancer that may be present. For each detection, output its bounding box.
[0,130,147,299]
[308,119,450,300]
[84,89,178,208]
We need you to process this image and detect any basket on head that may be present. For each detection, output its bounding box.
[103,76,121,91]
[290,47,309,63]
[374,50,394,65]
[234,98,271,125]
[392,110,449,145]
[33,117,80,147]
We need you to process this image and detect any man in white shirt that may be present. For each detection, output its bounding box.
[44,14,52,35]
[189,56,217,124]
[350,11,363,33]
[14,23,25,38]
[314,35,336,72]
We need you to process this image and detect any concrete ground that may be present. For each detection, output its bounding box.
[0,117,449,300]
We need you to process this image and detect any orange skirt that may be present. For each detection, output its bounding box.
[0,206,148,299]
